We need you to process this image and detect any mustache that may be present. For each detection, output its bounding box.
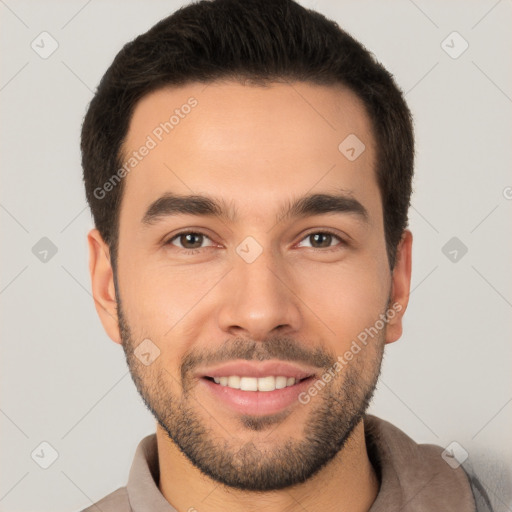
[180,337,337,383]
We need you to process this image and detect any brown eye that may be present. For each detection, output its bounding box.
[297,231,345,250]
[166,231,213,250]
[179,233,203,249]
[309,233,333,248]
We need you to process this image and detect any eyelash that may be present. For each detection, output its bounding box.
[164,229,347,255]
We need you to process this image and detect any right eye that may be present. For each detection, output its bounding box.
[164,231,216,252]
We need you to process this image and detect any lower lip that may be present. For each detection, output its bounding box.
[199,377,314,416]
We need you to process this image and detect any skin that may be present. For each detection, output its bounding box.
[88,81,412,512]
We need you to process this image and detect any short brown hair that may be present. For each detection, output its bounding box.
[81,0,414,270]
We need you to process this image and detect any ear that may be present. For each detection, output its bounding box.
[385,229,413,345]
[87,228,121,344]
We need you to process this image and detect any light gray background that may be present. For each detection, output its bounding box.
[1,1,511,511]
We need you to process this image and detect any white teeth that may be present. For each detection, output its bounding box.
[257,376,275,392]
[210,376,299,391]
[227,375,241,388]
[240,377,258,391]
[275,376,287,389]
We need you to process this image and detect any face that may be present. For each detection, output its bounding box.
[89,81,411,491]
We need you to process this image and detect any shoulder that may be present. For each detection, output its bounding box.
[365,415,477,511]
[80,486,131,512]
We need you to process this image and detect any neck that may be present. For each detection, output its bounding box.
[157,419,379,512]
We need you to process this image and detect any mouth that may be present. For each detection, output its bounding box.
[197,360,318,416]
[203,375,312,391]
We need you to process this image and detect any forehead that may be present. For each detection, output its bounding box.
[120,81,379,226]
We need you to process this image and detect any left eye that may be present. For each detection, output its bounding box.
[297,232,344,249]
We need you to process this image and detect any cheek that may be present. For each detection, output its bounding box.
[293,255,390,345]
[118,255,226,354]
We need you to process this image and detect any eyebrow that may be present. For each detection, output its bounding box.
[141,191,369,226]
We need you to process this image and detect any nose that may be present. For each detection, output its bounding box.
[216,246,302,341]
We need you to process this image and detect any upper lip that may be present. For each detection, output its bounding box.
[197,360,318,380]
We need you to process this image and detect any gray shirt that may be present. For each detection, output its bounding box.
[81,414,490,511]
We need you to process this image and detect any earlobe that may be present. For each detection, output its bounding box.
[87,229,121,344]
[385,229,413,345]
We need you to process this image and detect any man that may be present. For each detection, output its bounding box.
[81,0,492,510]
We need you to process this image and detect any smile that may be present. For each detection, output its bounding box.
[208,375,304,392]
